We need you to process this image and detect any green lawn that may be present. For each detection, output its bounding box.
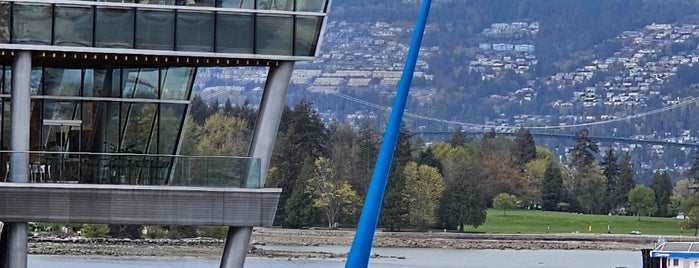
[463,209,687,235]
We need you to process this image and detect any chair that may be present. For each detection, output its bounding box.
[39,164,50,183]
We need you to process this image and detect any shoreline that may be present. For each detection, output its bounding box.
[27,227,696,259]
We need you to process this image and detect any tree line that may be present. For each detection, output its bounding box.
[186,98,699,232]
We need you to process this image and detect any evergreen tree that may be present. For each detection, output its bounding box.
[449,124,469,147]
[189,95,211,125]
[514,128,536,165]
[615,153,636,213]
[208,98,220,114]
[438,163,487,230]
[379,124,413,231]
[690,151,699,178]
[650,171,673,217]
[600,147,620,213]
[283,158,318,228]
[271,101,329,226]
[223,98,234,116]
[416,146,443,174]
[230,99,258,131]
[351,125,379,196]
[569,129,599,172]
[541,160,564,211]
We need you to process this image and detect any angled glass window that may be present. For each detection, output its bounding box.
[95,7,134,48]
[123,68,159,99]
[121,103,157,154]
[255,15,293,55]
[12,3,52,45]
[295,16,321,56]
[160,67,194,100]
[136,9,175,50]
[54,5,94,47]
[220,0,253,8]
[296,0,326,12]
[216,12,253,54]
[176,11,213,52]
[158,103,185,154]
[43,68,82,96]
[0,3,10,43]
[257,0,293,11]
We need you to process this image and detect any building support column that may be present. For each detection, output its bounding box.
[1,51,32,268]
[219,61,294,268]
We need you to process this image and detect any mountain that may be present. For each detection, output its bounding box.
[195,0,699,182]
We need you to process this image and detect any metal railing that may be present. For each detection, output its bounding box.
[0,151,261,188]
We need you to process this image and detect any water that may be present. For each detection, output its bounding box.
[28,247,641,268]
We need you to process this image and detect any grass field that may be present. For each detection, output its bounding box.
[462,209,689,236]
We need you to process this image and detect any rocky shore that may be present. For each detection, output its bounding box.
[28,227,696,259]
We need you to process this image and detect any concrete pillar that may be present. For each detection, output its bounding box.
[219,61,294,268]
[2,51,32,268]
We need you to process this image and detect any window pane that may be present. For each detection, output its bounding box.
[161,67,194,100]
[95,7,134,48]
[216,12,253,54]
[44,68,82,96]
[220,0,253,8]
[121,103,157,154]
[136,9,174,50]
[12,3,52,45]
[123,68,159,99]
[159,104,185,154]
[255,15,293,55]
[296,0,325,12]
[257,0,292,11]
[0,3,10,43]
[295,16,321,56]
[176,11,213,52]
[54,5,94,47]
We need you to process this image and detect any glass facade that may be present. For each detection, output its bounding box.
[0,0,327,57]
[0,66,268,187]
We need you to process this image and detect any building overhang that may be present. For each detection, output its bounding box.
[0,183,281,226]
[0,47,313,68]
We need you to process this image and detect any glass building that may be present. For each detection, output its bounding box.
[0,0,329,267]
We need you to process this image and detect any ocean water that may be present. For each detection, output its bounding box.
[28,247,641,268]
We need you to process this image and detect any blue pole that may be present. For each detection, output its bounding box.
[345,0,432,267]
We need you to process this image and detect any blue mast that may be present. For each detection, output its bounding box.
[345,0,432,267]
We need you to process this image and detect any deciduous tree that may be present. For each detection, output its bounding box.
[402,162,445,230]
[306,157,360,229]
[628,185,658,220]
[493,193,518,216]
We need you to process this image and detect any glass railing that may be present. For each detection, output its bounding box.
[0,151,261,188]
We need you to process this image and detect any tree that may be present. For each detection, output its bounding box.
[628,185,658,220]
[514,128,536,165]
[681,206,699,236]
[615,153,635,212]
[379,124,414,231]
[568,129,599,197]
[600,147,619,213]
[283,158,318,228]
[402,162,445,230]
[493,193,518,216]
[306,157,360,229]
[351,125,379,196]
[271,100,329,226]
[650,171,673,216]
[189,94,211,125]
[577,165,606,214]
[194,113,250,156]
[449,124,469,147]
[438,164,487,230]
[416,146,443,174]
[541,160,564,211]
[81,224,109,238]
